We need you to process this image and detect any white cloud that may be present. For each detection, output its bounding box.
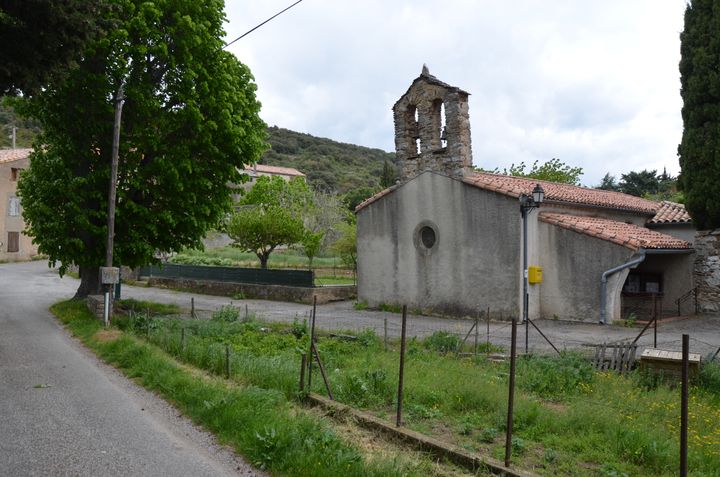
[224,0,687,185]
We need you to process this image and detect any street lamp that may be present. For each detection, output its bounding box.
[519,184,544,353]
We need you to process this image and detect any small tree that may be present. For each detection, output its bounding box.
[226,205,304,269]
[596,173,620,191]
[299,230,324,271]
[380,160,397,188]
[332,220,357,283]
[227,175,311,268]
[479,158,583,185]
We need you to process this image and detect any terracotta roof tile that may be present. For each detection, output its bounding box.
[243,164,305,177]
[648,200,692,224]
[539,213,692,251]
[0,148,32,164]
[355,185,398,211]
[463,172,658,214]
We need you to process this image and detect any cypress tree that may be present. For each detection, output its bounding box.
[678,0,720,229]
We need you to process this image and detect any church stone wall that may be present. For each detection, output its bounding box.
[694,230,720,313]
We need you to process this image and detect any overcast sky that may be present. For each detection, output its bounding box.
[224,1,687,186]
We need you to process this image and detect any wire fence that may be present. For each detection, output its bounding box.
[168,296,720,359]
[129,298,720,476]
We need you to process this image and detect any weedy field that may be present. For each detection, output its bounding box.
[58,300,720,476]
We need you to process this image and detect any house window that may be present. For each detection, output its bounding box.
[11,168,20,181]
[7,232,19,253]
[8,197,20,216]
[623,272,662,294]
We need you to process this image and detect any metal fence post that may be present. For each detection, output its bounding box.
[384,317,388,351]
[299,353,307,393]
[505,318,518,468]
[653,294,658,348]
[181,328,185,353]
[680,334,689,477]
[308,296,317,390]
[396,305,408,427]
[191,297,195,319]
[225,344,230,379]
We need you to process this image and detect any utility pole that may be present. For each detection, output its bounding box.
[101,82,125,326]
[11,126,16,149]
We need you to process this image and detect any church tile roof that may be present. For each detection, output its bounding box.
[539,213,692,251]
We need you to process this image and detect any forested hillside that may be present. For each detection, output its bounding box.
[2,102,395,195]
[0,101,40,148]
[263,126,397,193]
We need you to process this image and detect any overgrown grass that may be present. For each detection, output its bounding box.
[135,311,720,477]
[50,300,436,477]
[116,298,182,316]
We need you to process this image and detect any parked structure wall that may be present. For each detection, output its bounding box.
[538,221,634,322]
[357,172,520,318]
[0,152,37,261]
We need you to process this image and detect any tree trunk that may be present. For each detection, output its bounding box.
[74,265,101,298]
[259,254,269,269]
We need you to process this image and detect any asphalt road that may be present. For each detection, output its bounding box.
[0,261,263,476]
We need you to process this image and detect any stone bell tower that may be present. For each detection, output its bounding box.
[393,65,473,181]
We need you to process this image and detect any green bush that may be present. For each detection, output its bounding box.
[212,305,240,322]
[700,359,720,394]
[516,352,594,398]
[423,331,460,354]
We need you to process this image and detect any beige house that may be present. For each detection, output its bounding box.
[0,148,38,261]
[356,68,696,323]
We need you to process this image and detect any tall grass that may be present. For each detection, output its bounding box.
[134,312,720,477]
[51,300,431,477]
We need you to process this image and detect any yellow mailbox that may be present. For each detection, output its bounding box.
[528,265,543,284]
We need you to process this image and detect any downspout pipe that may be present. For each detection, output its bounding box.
[600,250,646,324]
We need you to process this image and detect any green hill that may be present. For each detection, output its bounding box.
[0,101,40,148]
[262,126,396,194]
[1,101,395,195]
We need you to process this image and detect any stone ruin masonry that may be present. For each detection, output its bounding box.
[394,66,473,181]
[694,229,720,313]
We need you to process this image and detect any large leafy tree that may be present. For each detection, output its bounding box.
[678,0,720,229]
[0,1,111,95]
[17,0,266,297]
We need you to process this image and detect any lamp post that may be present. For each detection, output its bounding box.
[519,184,544,354]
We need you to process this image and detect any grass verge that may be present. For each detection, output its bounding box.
[50,299,453,477]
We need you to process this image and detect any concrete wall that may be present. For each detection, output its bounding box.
[0,157,37,261]
[148,277,356,305]
[538,221,636,322]
[357,172,520,318]
[648,224,696,245]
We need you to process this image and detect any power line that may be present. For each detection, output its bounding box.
[224,0,304,49]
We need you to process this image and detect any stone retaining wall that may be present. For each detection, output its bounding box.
[694,230,720,313]
[87,294,112,321]
[147,277,356,305]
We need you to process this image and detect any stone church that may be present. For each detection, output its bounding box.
[356,67,700,323]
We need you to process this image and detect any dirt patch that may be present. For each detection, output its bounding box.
[94,329,122,342]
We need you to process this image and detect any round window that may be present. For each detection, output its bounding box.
[420,226,436,249]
